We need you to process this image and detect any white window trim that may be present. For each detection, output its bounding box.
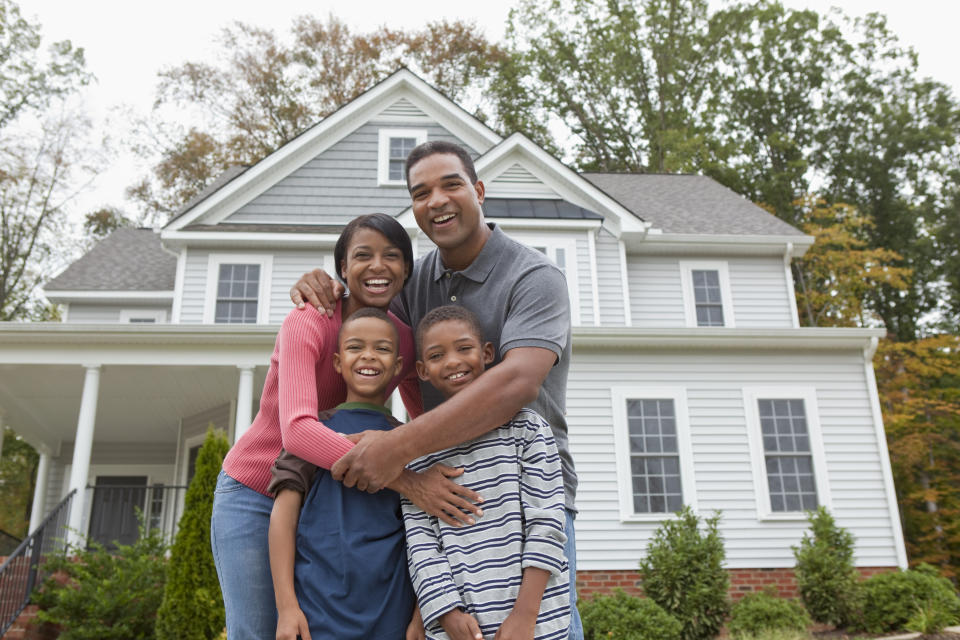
[180,432,208,486]
[119,309,167,323]
[611,386,698,523]
[743,386,832,521]
[506,232,582,326]
[377,128,428,186]
[203,254,273,324]
[679,260,735,328]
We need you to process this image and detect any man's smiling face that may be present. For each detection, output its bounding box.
[408,153,486,255]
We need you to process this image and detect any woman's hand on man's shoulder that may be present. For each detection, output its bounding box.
[290,268,344,316]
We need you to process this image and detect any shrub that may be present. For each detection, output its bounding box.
[579,589,682,640]
[33,520,168,639]
[155,427,230,640]
[792,507,859,626]
[851,564,960,634]
[639,506,729,640]
[733,630,811,640]
[728,590,810,639]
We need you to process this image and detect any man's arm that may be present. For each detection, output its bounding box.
[332,345,556,491]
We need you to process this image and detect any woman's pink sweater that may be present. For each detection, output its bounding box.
[221,301,421,496]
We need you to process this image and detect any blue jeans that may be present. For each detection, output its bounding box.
[565,509,585,640]
[210,471,277,640]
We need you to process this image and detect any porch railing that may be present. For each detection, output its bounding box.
[0,489,74,637]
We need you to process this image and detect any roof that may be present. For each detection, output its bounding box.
[582,173,805,236]
[483,198,602,220]
[170,164,250,221]
[45,228,176,291]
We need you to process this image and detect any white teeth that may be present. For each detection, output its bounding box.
[365,279,389,286]
[434,213,455,224]
[446,371,467,380]
[358,368,380,375]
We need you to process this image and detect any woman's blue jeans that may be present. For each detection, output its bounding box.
[210,471,277,640]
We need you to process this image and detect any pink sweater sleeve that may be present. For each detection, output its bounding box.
[276,308,354,469]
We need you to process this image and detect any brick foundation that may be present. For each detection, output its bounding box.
[576,566,896,601]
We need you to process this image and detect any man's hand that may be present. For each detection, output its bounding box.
[331,429,406,492]
[403,463,483,527]
[276,606,311,640]
[290,268,344,316]
[493,610,537,640]
[439,609,483,640]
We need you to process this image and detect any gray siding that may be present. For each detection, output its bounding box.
[269,250,333,323]
[227,123,477,225]
[67,303,171,324]
[179,250,209,323]
[729,257,794,328]
[575,233,595,325]
[568,347,898,570]
[627,257,686,328]
[595,231,626,326]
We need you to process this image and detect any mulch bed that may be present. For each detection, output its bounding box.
[812,629,960,640]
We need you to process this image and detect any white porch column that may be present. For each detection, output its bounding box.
[67,364,101,546]
[390,388,408,423]
[234,366,255,443]
[29,450,51,533]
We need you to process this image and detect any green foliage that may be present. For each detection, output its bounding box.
[791,507,860,626]
[0,426,39,536]
[732,630,811,640]
[33,521,168,639]
[852,565,960,634]
[155,427,230,640]
[727,591,810,639]
[579,589,682,640]
[639,507,729,640]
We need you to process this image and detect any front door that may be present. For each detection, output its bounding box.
[87,476,148,548]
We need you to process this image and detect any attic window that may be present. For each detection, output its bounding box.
[679,261,735,328]
[378,128,427,185]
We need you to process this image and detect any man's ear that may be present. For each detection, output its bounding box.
[482,342,495,366]
[473,179,485,205]
[333,352,342,375]
[415,361,429,382]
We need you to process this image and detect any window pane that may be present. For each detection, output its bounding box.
[626,398,683,513]
[215,263,260,324]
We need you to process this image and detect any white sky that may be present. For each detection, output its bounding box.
[19,0,960,219]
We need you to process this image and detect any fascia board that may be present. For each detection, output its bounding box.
[572,326,885,351]
[165,70,502,232]
[627,232,816,257]
[42,290,174,303]
[160,230,342,250]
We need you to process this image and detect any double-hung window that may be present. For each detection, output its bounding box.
[612,387,696,521]
[377,128,427,185]
[679,261,735,328]
[203,254,272,324]
[744,387,830,519]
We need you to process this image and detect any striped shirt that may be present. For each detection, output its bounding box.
[402,409,570,640]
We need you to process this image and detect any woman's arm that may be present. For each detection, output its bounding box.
[269,489,312,640]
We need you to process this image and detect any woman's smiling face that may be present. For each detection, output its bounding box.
[341,227,409,309]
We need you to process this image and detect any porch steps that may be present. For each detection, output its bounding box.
[2,606,57,640]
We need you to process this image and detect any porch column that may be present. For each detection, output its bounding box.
[391,388,408,423]
[234,366,255,443]
[67,365,101,546]
[29,450,51,534]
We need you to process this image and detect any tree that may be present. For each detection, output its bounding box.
[155,427,230,640]
[874,335,960,579]
[0,0,93,320]
[0,426,39,537]
[129,15,504,220]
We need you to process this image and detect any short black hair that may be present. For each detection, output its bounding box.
[339,307,398,346]
[415,305,484,358]
[405,141,478,189]
[334,213,414,283]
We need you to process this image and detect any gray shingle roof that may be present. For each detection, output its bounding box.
[168,164,250,222]
[583,173,805,236]
[483,198,602,220]
[45,228,176,291]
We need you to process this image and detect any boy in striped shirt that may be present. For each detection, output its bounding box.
[403,305,570,640]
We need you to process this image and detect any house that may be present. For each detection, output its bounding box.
[0,69,905,596]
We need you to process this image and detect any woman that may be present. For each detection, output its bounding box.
[210,214,480,640]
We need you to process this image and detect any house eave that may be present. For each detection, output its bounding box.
[160,229,343,250]
[626,233,815,257]
[42,290,175,304]
[572,326,886,351]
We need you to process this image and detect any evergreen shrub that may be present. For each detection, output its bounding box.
[727,590,810,639]
[33,520,168,639]
[792,507,860,626]
[579,589,682,640]
[639,506,729,640]
[155,427,230,640]
[851,564,960,634]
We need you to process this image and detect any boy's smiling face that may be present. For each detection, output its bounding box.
[334,315,403,405]
[416,319,494,399]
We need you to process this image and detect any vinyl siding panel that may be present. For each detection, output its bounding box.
[567,347,898,570]
[179,250,211,323]
[66,304,171,324]
[627,257,686,327]
[729,257,794,328]
[268,250,334,323]
[595,230,625,326]
[576,233,596,325]
[226,123,476,225]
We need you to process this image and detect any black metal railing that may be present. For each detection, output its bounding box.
[0,489,74,637]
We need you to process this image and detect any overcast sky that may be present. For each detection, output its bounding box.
[19,0,960,219]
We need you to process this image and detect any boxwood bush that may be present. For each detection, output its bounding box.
[851,564,960,634]
[728,591,810,639]
[792,507,860,626]
[579,589,682,640]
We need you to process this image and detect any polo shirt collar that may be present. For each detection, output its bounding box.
[430,223,506,284]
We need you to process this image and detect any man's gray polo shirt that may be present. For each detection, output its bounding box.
[393,223,577,510]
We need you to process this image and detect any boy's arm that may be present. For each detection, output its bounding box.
[269,489,312,640]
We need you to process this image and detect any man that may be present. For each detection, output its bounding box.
[291,140,583,638]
